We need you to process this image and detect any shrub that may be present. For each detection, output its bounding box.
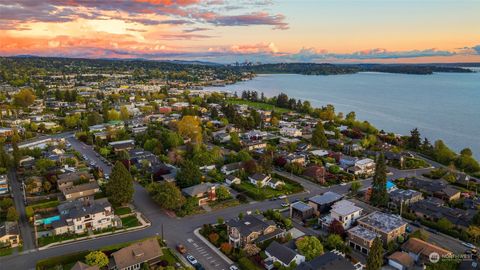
[220,243,232,254]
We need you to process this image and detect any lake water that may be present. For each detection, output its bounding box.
[205,72,480,159]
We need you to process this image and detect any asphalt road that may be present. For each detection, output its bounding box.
[8,170,35,251]
[0,136,469,270]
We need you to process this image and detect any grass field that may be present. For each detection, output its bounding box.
[227,99,290,113]
[114,206,132,216]
[121,215,140,228]
[26,200,60,218]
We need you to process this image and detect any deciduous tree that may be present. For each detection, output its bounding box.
[295,236,324,260]
[13,88,36,107]
[176,160,201,188]
[85,251,109,267]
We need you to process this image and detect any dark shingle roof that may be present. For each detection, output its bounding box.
[296,251,355,270]
[266,241,298,265]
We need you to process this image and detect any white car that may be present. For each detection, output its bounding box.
[186,254,198,265]
[229,266,239,270]
[463,242,476,249]
[281,202,290,208]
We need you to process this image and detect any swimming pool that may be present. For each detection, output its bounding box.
[38,215,61,225]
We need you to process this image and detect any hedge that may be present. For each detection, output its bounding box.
[26,200,60,218]
[238,257,262,270]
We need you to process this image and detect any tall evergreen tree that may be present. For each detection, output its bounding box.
[370,153,388,207]
[106,161,134,205]
[408,128,421,150]
[366,237,384,270]
[312,121,328,148]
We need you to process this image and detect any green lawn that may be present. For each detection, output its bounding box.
[37,232,88,247]
[0,247,13,257]
[114,206,132,216]
[233,182,286,200]
[227,99,291,113]
[121,215,140,228]
[26,200,60,218]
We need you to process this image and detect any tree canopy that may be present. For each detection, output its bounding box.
[295,236,324,260]
[312,121,328,148]
[13,88,36,107]
[85,251,109,268]
[176,160,202,188]
[370,153,388,207]
[105,161,134,205]
[366,237,383,270]
[147,182,186,210]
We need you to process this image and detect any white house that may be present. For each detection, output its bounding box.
[265,241,305,269]
[221,162,242,175]
[267,179,285,190]
[320,200,363,230]
[280,127,302,137]
[310,149,329,157]
[51,199,116,235]
[248,173,272,187]
[347,158,376,176]
[225,175,241,186]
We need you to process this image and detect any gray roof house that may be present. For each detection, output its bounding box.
[265,241,305,269]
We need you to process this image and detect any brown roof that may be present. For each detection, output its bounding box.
[388,251,414,267]
[112,238,163,269]
[70,261,99,270]
[402,238,452,257]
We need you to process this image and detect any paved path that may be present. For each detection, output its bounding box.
[8,169,35,251]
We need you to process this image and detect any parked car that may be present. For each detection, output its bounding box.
[279,195,287,199]
[186,254,198,265]
[195,264,205,270]
[229,265,239,270]
[176,244,187,254]
[281,202,290,208]
[411,220,421,227]
[463,242,477,249]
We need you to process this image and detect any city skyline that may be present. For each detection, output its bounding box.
[1,0,479,63]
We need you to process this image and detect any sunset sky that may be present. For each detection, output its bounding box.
[1,0,479,63]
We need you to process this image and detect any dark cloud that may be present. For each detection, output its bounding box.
[158,33,215,40]
[0,0,288,30]
[205,12,288,30]
[182,27,210,33]
[473,45,480,54]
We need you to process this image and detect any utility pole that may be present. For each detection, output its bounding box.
[161,223,164,242]
[399,198,404,218]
